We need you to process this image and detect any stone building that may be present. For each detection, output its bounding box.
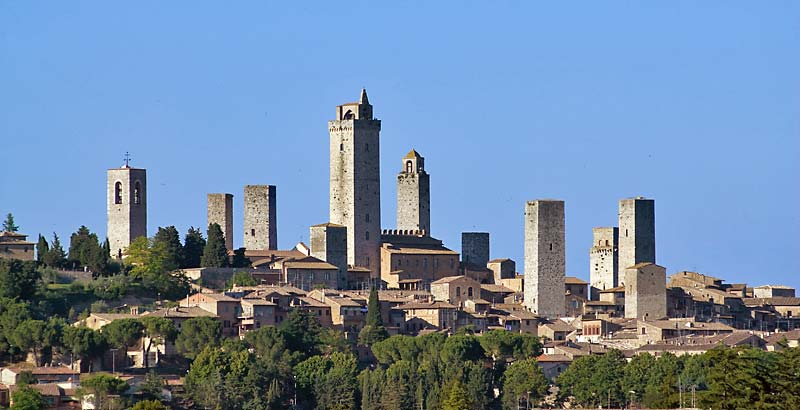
[309,223,348,289]
[244,185,277,250]
[207,193,234,250]
[461,232,490,267]
[329,89,381,276]
[380,230,459,290]
[487,258,516,282]
[430,275,482,308]
[624,262,667,320]
[0,231,35,261]
[618,197,655,272]
[523,200,566,318]
[107,163,146,259]
[397,149,430,235]
[589,227,619,300]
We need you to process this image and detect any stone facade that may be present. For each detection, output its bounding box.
[589,227,619,300]
[523,200,566,318]
[461,232,490,267]
[0,232,35,261]
[380,231,459,290]
[624,262,667,320]
[310,223,348,289]
[244,185,277,250]
[618,197,655,271]
[488,258,516,282]
[329,89,381,277]
[107,166,147,259]
[207,193,234,250]
[397,149,430,235]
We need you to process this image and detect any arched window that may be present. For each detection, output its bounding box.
[605,240,609,246]
[114,182,123,204]
[134,181,141,205]
[343,110,354,120]
[406,161,413,173]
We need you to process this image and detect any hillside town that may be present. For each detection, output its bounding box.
[1,90,798,410]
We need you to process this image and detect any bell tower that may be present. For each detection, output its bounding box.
[107,153,147,259]
[397,149,430,235]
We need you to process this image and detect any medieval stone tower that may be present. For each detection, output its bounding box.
[244,185,277,250]
[618,197,655,272]
[624,262,667,320]
[589,227,619,300]
[207,193,234,251]
[329,89,382,276]
[310,223,348,288]
[107,162,147,259]
[523,200,566,318]
[462,232,490,266]
[397,149,430,234]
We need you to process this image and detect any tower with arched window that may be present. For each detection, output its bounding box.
[107,162,147,259]
[397,149,430,235]
[589,227,619,300]
[329,89,382,277]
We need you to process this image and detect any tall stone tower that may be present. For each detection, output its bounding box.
[523,200,566,318]
[243,185,277,250]
[107,161,147,259]
[397,149,430,234]
[207,193,234,251]
[624,262,667,320]
[329,89,381,277]
[618,197,655,272]
[310,223,348,289]
[589,227,619,300]
[461,232,490,266]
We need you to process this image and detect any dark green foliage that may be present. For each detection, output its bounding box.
[201,223,229,268]
[279,309,321,357]
[67,225,106,273]
[175,316,221,360]
[102,318,144,350]
[41,232,66,268]
[11,385,45,410]
[181,227,205,268]
[231,248,251,268]
[62,326,107,371]
[502,357,549,409]
[36,234,49,264]
[9,318,63,366]
[79,373,129,410]
[153,226,183,271]
[0,259,40,300]
[3,213,19,232]
[138,372,167,402]
[294,352,358,410]
[140,317,177,369]
[16,371,36,386]
[358,287,388,346]
[131,400,169,410]
[229,271,257,288]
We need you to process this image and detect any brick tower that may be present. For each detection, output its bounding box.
[329,89,382,277]
[523,199,566,318]
[107,156,146,259]
[397,149,430,235]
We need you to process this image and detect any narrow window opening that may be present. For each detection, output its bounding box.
[406,161,413,173]
[134,181,141,205]
[549,243,553,251]
[365,231,370,241]
[366,213,370,223]
[114,182,123,204]
[251,229,256,237]
[340,143,344,151]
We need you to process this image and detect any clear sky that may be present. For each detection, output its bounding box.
[1,2,798,288]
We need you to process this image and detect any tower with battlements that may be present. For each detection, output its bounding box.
[107,158,147,259]
[618,197,655,272]
[244,185,277,250]
[397,149,430,235]
[523,200,566,318]
[329,89,382,277]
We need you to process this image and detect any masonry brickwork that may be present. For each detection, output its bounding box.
[329,89,382,277]
[207,193,234,251]
[589,227,619,300]
[107,166,147,259]
[618,197,655,271]
[523,200,566,318]
[461,232,490,267]
[624,262,667,320]
[244,185,277,250]
[397,150,430,235]
[310,223,348,289]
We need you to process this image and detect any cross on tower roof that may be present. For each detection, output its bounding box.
[123,152,131,168]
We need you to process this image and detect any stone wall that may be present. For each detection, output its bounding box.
[107,167,147,259]
[244,185,277,250]
[589,227,619,300]
[310,223,348,288]
[624,262,667,320]
[396,153,430,234]
[461,232,490,266]
[207,193,233,250]
[523,200,565,318]
[618,197,655,272]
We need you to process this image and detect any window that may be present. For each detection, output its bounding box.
[366,143,369,152]
[134,181,141,204]
[366,213,370,223]
[468,287,473,297]
[406,161,413,173]
[365,231,370,240]
[224,320,231,328]
[340,143,344,151]
[605,240,610,246]
[114,182,122,204]
[549,243,553,251]
[626,229,629,237]
[251,228,255,236]
[456,287,461,297]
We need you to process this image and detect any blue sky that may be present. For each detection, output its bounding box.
[1,2,798,288]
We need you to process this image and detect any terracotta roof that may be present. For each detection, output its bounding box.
[765,329,800,345]
[143,306,216,318]
[599,286,625,293]
[565,276,588,285]
[382,245,458,255]
[404,149,422,159]
[540,320,575,332]
[194,293,238,302]
[396,301,456,310]
[537,354,572,363]
[755,285,794,290]
[310,222,346,228]
[241,298,277,306]
[487,258,511,263]
[642,319,734,331]
[284,260,338,270]
[431,275,472,284]
[480,284,515,294]
[244,249,306,259]
[744,297,800,306]
[90,313,137,322]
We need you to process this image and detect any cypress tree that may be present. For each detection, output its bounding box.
[358,287,389,346]
[42,232,67,268]
[36,234,49,264]
[201,223,229,268]
[2,213,19,232]
[153,226,183,271]
[182,227,206,268]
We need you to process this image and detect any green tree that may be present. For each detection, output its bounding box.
[36,235,49,264]
[622,352,656,404]
[0,297,32,359]
[10,385,45,410]
[131,400,169,410]
[17,371,37,386]
[103,318,145,351]
[231,248,251,268]
[442,380,471,410]
[42,232,66,268]
[556,354,599,406]
[229,271,257,288]
[175,317,222,360]
[0,259,40,300]
[182,227,206,268]
[140,317,177,369]
[68,226,101,269]
[358,287,388,346]
[78,373,129,410]
[138,372,167,402]
[3,213,19,232]
[9,319,62,366]
[294,352,358,410]
[153,226,183,271]
[201,223,229,268]
[280,310,321,357]
[502,357,549,409]
[62,326,107,371]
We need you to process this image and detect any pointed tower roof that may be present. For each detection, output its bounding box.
[404,149,422,159]
[359,88,369,105]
